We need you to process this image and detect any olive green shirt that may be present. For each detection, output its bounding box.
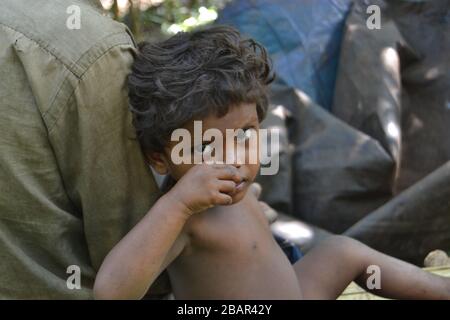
[0,0,161,298]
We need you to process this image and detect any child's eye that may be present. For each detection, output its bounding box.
[236,128,256,143]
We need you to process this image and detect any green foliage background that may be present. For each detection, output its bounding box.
[103,0,230,42]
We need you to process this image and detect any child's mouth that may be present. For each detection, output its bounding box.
[235,179,248,192]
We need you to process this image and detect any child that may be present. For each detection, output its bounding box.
[93,26,450,299]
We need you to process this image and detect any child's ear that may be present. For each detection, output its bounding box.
[145,152,169,175]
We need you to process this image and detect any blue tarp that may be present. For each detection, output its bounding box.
[217,0,352,111]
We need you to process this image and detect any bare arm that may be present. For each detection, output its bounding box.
[93,164,243,300]
[93,193,190,300]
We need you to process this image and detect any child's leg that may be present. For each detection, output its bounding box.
[293,235,450,299]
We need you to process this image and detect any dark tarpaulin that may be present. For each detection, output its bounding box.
[335,0,450,264]
[345,161,450,265]
[219,0,450,264]
[258,84,395,234]
[217,0,352,111]
[289,88,395,234]
[332,0,450,194]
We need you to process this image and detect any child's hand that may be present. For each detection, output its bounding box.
[167,164,244,217]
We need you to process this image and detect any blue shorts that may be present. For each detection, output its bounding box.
[273,234,303,264]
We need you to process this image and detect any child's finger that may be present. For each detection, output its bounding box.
[258,201,278,224]
[217,180,237,194]
[213,165,243,183]
[249,182,262,199]
[213,192,233,206]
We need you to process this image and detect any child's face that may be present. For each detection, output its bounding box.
[152,102,261,204]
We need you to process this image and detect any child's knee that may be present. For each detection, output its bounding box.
[320,235,367,259]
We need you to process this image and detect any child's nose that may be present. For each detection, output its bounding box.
[225,143,245,168]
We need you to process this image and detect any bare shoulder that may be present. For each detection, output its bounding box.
[215,191,267,222]
[182,191,270,249]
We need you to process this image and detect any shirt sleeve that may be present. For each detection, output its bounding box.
[48,43,161,272]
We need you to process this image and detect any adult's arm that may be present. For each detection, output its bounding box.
[48,43,160,273]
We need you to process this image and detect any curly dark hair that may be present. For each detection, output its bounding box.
[128,25,274,153]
